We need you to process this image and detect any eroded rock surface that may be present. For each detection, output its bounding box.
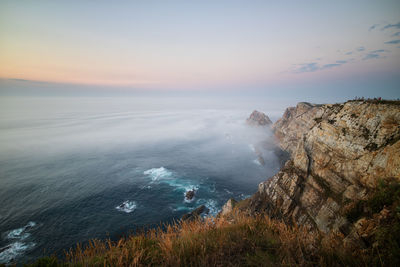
[236,100,400,237]
[221,198,237,216]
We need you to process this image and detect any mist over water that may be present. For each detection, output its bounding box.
[0,96,282,264]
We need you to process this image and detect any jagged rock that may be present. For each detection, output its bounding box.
[221,198,237,216]
[181,205,208,221]
[246,110,272,126]
[185,190,195,201]
[235,100,400,237]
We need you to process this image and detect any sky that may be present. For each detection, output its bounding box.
[0,0,400,101]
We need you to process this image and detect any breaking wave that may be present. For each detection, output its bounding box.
[0,222,36,264]
[116,200,137,213]
[143,167,173,181]
[143,167,199,195]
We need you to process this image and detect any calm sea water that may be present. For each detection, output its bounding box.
[0,96,282,264]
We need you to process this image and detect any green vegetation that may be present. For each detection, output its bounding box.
[346,179,400,222]
[345,178,400,266]
[348,98,400,106]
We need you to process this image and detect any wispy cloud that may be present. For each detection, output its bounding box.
[363,49,387,60]
[384,39,400,44]
[294,63,319,73]
[370,49,388,53]
[369,24,379,31]
[382,22,400,31]
[363,53,380,60]
[293,46,391,73]
[322,63,341,69]
[292,60,347,73]
[8,78,31,82]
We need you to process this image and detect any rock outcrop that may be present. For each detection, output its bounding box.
[185,190,195,201]
[246,110,272,126]
[232,100,400,238]
[182,205,209,221]
[221,198,237,216]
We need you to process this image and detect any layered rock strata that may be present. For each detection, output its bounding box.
[236,100,400,236]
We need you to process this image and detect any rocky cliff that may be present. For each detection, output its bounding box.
[232,100,400,244]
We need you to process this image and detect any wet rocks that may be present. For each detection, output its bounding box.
[185,189,195,201]
[181,205,209,221]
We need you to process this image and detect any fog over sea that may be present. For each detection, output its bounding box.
[0,96,285,264]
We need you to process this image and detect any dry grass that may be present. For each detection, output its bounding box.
[25,211,372,267]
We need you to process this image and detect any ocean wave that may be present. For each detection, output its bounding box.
[171,206,191,212]
[143,167,199,196]
[0,242,36,263]
[0,222,37,264]
[183,193,195,203]
[196,199,220,217]
[143,167,173,181]
[116,200,137,213]
[224,188,233,195]
[6,221,36,240]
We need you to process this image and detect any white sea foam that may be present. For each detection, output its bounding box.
[116,200,137,213]
[224,189,233,194]
[172,206,191,212]
[143,167,173,181]
[0,222,37,263]
[6,221,36,240]
[196,199,220,217]
[205,199,220,216]
[144,167,199,195]
[0,241,36,263]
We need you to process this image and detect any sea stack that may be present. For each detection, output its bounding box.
[185,189,195,201]
[246,110,272,126]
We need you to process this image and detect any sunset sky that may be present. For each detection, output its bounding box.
[1,0,399,99]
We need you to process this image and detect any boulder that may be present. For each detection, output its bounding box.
[185,189,195,201]
[181,205,209,221]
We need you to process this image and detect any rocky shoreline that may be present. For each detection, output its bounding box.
[221,99,400,247]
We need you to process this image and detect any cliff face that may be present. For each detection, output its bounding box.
[242,100,400,237]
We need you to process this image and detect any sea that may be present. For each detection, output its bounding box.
[0,96,284,264]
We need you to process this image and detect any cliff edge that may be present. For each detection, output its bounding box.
[233,100,400,246]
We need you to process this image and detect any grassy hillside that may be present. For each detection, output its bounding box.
[7,179,399,267]
[23,215,354,267]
